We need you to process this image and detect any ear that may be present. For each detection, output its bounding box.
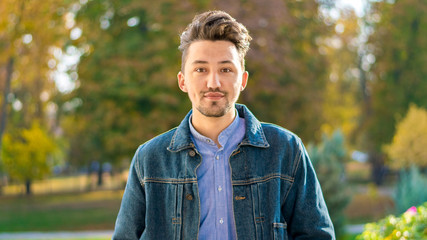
[177,71,188,92]
[240,71,249,91]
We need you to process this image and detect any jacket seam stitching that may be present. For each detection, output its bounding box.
[135,145,145,188]
[232,173,293,185]
[292,140,303,177]
[143,178,198,184]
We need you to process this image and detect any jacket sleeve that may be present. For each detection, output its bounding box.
[112,145,146,240]
[283,140,336,239]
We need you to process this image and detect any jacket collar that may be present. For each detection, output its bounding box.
[167,104,270,152]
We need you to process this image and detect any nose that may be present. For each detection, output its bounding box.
[207,72,221,89]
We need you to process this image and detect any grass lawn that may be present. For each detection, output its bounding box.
[0,190,123,232]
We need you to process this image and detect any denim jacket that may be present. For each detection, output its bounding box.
[113,104,335,240]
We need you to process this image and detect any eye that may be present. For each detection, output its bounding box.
[221,68,232,73]
[195,68,206,73]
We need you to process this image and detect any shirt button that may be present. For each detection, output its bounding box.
[215,156,219,160]
[188,150,196,157]
[218,186,222,192]
[219,218,224,224]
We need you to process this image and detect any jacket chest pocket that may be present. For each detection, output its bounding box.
[233,177,292,240]
[145,182,199,240]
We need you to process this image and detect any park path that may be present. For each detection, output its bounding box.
[0,230,113,239]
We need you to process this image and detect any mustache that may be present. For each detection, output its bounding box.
[201,88,226,95]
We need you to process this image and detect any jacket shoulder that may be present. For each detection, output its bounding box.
[135,128,177,155]
[261,122,302,145]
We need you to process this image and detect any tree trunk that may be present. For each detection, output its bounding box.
[358,54,371,117]
[25,179,32,195]
[357,51,387,185]
[370,152,387,185]
[0,57,14,150]
[97,163,103,186]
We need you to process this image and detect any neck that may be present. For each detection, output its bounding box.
[191,107,236,147]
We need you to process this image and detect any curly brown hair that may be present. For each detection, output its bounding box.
[179,10,252,71]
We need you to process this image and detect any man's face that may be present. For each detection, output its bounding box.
[177,40,248,118]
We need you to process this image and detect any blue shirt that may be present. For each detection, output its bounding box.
[189,113,246,240]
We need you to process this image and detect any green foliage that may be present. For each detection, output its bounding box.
[356,202,427,240]
[320,8,361,140]
[308,130,351,238]
[384,105,427,169]
[1,123,61,182]
[229,0,332,141]
[64,0,200,170]
[394,166,427,214]
[0,0,70,126]
[365,0,427,153]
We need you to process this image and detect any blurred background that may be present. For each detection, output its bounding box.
[0,0,426,239]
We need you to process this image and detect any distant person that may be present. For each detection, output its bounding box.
[113,10,335,239]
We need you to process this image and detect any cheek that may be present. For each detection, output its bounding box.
[185,84,198,99]
[187,78,204,91]
[232,80,243,91]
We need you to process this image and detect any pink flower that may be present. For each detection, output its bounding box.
[405,206,417,216]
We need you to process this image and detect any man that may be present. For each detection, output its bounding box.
[113,10,335,240]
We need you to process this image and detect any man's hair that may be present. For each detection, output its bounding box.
[178,10,252,71]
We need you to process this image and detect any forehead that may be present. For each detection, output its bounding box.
[186,40,240,63]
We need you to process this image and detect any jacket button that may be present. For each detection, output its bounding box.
[188,150,196,157]
[186,194,193,200]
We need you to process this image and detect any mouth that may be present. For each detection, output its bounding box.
[203,91,225,101]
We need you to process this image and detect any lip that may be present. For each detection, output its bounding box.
[203,92,225,100]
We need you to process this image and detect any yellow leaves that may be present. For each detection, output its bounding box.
[384,104,427,169]
[321,75,360,138]
[1,122,59,181]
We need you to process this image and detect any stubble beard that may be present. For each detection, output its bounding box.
[197,94,232,118]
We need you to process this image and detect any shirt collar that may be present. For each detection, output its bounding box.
[188,109,241,149]
[167,104,269,152]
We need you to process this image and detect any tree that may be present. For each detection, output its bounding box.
[384,105,427,169]
[0,0,70,193]
[0,0,70,132]
[212,0,333,142]
[65,0,207,184]
[362,0,427,183]
[1,123,60,194]
[318,7,362,141]
[308,130,351,238]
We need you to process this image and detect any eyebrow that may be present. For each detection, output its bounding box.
[191,60,234,65]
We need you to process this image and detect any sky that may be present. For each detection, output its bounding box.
[336,0,366,17]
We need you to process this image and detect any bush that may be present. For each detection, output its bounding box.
[383,104,427,169]
[356,202,427,240]
[1,123,62,194]
[308,130,351,238]
[394,166,427,214]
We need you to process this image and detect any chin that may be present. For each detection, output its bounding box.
[197,104,231,118]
